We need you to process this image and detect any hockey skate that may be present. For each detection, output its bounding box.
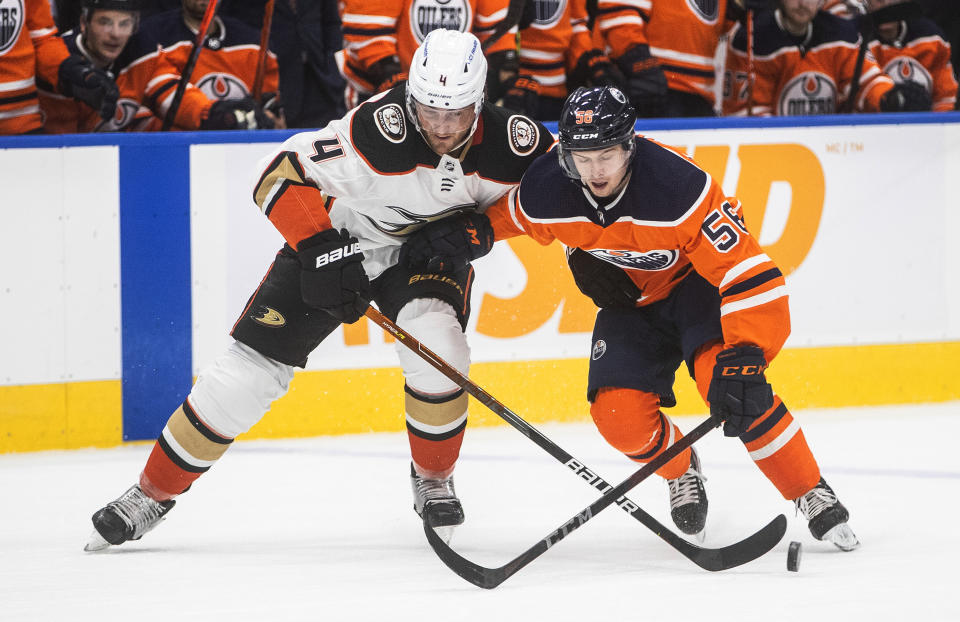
[667,448,708,538]
[84,484,176,552]
[411,463,464,544]
[795,477,860,551]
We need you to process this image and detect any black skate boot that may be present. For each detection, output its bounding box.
[667,448,708,536]
[411,463,464,542]
[84,484,176,552]
[795,477,859,551]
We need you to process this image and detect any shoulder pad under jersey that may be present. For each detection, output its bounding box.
[460,104,554,183]
[349,87,441,174]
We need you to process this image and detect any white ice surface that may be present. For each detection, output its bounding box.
[1,402,957,621]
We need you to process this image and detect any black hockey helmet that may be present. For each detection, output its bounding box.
[557,86,637,180]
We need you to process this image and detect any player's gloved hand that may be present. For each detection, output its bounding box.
[400,212,495,273]
[879,81,932,112]
[615,45,668,118]
[707,345,774,437]
[58,54,119,120]
[201,97,274,130]
[500,74,541,117]
[297,229,371,324]
[369,55,407,93]
[567,248,642,308]
[570,49,626,90]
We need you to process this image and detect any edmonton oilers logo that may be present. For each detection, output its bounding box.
[779,72,837,116]
[686,0,719,23]
[593,249,678,271]
[0,0,25,55]
[532,0,566,26]
[884,57,932,92]
[196,73,250,100]
[94,99,141,131]
[592,340,607,360]
[411,0,469,42]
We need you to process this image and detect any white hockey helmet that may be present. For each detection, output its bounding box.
[405,29,487,144]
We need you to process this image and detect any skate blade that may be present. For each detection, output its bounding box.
[84,530,111,552]
[823,523,860,551]
[431,525,456,545]
[694,524,706,544]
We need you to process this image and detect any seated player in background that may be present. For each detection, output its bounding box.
[399,86,860,551]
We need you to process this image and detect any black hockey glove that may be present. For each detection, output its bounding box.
[298,229,371,324]
[615,45,668,118]
[400,212,495,273]
[201,97,274,130]
[880,81,932,112]
[368,55,407,93]
[500,74,541,117]
[567,248,641,308]
[707,345,774,438]
[58,55,119,120]
[570,49,626,90]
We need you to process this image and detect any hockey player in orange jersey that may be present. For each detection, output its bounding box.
[38,0,267,132]
[133,0,282,129]
[511,0,625,120]
[868,0,956,111]
[400,86,860,550]
[723,0,928,115]
[83,30,553,552]
[0,0,117,134]
[336,0,520,110]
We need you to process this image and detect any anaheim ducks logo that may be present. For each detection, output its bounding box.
[778,72,837,116]
[686,0,719,24]
[591,339,607,361]
[196,73,250,100]
[508,115,539,156]
[591,249,679,271]
[0,0,25,55]
[252,306,286,327]
[410,0,470,42]
[531,0,567,26]
[884,57,933,92]
[94,98,142,131]
[375,103,406,143]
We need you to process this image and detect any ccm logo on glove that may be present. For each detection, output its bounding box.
[313,241,361,267]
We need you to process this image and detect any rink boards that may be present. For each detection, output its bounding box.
[2,113,959,452]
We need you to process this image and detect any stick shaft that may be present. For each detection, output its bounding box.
[252,0,275,103]
[161,0,221,131]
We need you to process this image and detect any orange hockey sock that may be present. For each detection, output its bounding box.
[405,386,468,479]
[140,399,233,502]
[739,397,821,500]
[590,387,691,480]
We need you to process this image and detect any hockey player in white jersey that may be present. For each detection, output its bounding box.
[85,29,553,551]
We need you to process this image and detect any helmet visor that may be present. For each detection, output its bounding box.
[413,101,477,135]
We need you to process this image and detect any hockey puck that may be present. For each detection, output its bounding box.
[787,540,802,572]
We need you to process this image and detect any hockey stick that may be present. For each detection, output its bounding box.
[746,10,755,116]
[365,307,787,579]
[252,0,275,103]
[481,0,526,52]
[161,0,221,131]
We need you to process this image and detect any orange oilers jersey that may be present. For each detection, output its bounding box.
[869,17,958,111]
[0,0,69,134]
[592,0,730,105]
[517,0,594,99]
[487,137,791,361]
[337,0,515,94]
[39,30,211,132]
[252,86,553,279]
[723,9,893,116]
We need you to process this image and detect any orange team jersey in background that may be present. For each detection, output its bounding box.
[592,0,731,106]
[487,137,790,361]
[517,0,594,98]
[870,16,958,111]
[0,0,69,134]
[337,0,515,94]
[39,29,212,133]
[724,8,893,115]
[132,10,279,130]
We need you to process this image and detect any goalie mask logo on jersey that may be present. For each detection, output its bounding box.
[410,0,470,42]
[590,249,679,271]
[0,0,25,55]
[779,72,837,116]
[508,115,540,156]
[375,103,407,143]
[592,339,607,361]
